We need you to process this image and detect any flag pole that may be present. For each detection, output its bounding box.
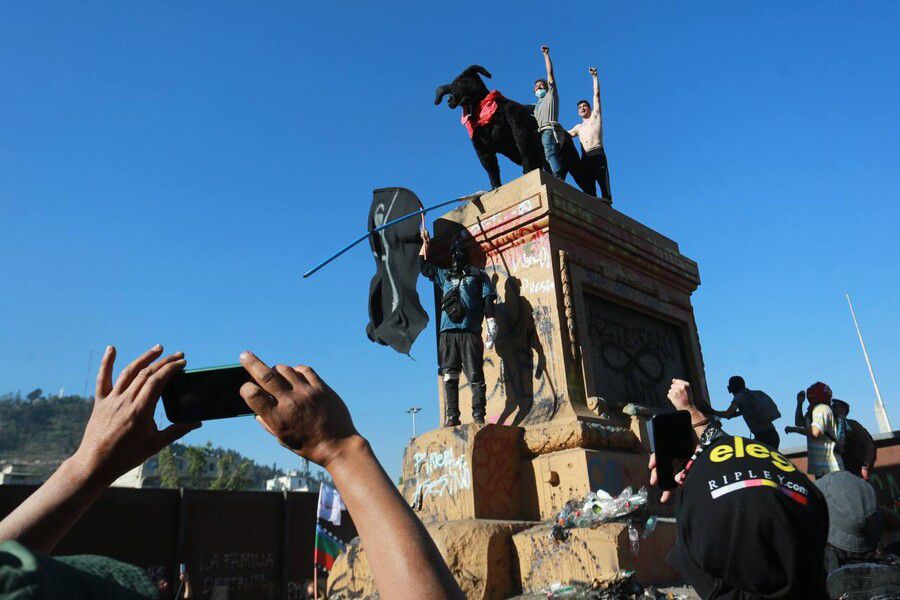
[846,292,892,433]
[314,484,322,600]
[302,190,486,278]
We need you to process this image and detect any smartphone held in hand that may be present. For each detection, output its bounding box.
[162,364,254,423]
[649,410,695,490]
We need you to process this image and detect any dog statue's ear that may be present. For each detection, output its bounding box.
[463,65,491,79]
[434,84,452,105]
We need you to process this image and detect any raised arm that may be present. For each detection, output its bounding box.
[590,67,601,115]
[239,352,464,600]
[794,391,807,427]
[648,379,712,503]
[541,45,554,85]
[419,228,439,281]
[0,345,200,552]
[419,227,430,260]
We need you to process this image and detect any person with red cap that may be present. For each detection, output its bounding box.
[787,382,844,478]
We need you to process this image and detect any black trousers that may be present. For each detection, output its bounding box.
[439,330,486,420]
[580,147,612,200]
[753,426,780,449]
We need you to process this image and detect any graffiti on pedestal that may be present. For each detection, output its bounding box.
[467,196,539,236]
[584,294,690,410]
[505,230,552,274]
[411,447,472,501]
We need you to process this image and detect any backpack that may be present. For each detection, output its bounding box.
[748,390,781,422]
[834,414,849,456]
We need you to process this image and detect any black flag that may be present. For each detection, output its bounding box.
[365,188,429,355]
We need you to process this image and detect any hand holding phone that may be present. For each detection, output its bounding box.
[238,352,359,468]
[648,410,695,490]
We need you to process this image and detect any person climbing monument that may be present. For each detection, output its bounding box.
[419,227,498,426]
[708,375,781,448]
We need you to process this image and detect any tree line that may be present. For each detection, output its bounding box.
[0,391,330,490]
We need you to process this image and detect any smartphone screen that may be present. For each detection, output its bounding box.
[649,410,695,490]
[161,364,254,423]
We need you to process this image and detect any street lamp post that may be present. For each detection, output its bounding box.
[406,407,422,438]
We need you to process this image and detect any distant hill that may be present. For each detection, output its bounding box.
[0,392,91,474]
[0,391,316,486]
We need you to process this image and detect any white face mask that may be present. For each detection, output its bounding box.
[535,88,547,99]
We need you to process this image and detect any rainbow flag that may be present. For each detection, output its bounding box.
[314,523,346,571]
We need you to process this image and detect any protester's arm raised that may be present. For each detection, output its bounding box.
[420,228,430,259]
[239,352,464,600]
[590,67,601,116]
[794,391,807,428]
[0,345,200,552]
[541,46,555,86]
[647,379,707,503]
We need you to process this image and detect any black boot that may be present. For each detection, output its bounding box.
[471,381,487,425]
[443,379,461,427]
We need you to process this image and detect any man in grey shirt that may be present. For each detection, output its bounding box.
[710,375,782,448]
[534,45,564,178]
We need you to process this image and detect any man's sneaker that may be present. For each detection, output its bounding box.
[473,416,485,425]
[444,418,461,427]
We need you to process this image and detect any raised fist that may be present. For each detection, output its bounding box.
[667,379,694,411]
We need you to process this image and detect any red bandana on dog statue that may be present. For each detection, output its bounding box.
[461,90,504,138]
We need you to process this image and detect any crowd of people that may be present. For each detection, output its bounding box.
[0,360,894,599]
[656,377,898,598]
[706,374,877,482]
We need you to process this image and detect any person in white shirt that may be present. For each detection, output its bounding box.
[568,67,612,201]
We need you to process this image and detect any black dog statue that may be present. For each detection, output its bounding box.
[435,65,588,192]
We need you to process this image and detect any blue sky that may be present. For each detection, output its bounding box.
[1,3,898,480]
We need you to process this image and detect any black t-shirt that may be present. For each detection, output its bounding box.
[842,419,875,477]
[670,436,829,599]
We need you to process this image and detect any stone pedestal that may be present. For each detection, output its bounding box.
[329,172,706,598]
[329,520,534,600]
[524,447,667,521]
[430,169,707,427]
[511,521,680,593]
[400,424,523,524]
